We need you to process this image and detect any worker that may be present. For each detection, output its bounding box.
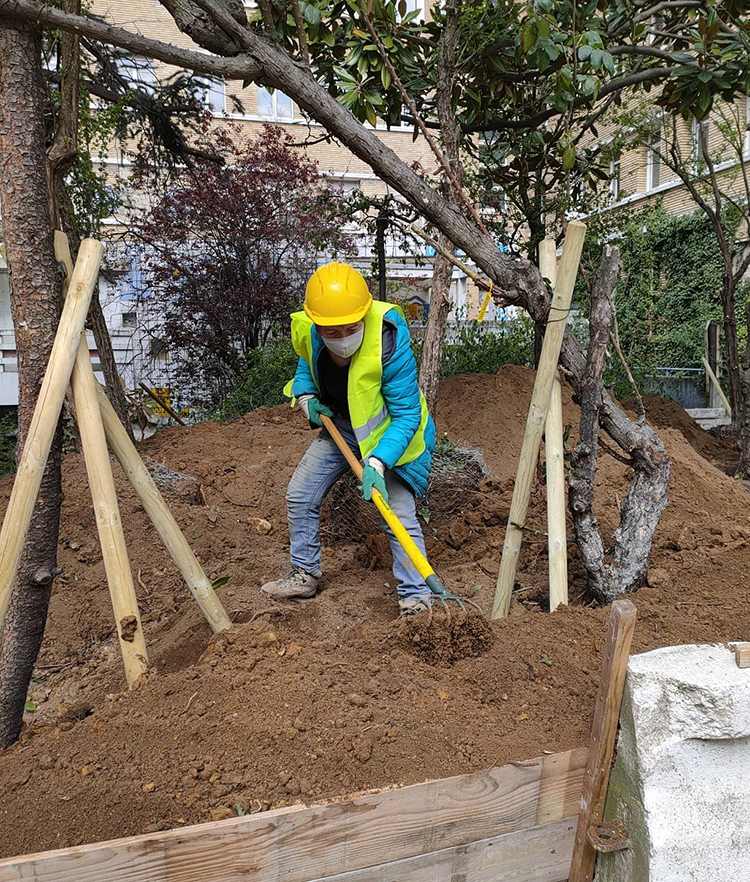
[260,262,436,616]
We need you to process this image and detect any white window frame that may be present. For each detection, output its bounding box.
[398,0,426,21]
[200,76,226,114]
[646,129,661,191]
[745,96,750,156]
[609,155,621,202]
[117,56,156,94]
[691,115,710,171]
[257,86,294,120]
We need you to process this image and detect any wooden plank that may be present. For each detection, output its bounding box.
[735,642,750,668]
[568,600,637,882]
[493,221,586,619]
[0,748,587,882]
[304,817,577,882]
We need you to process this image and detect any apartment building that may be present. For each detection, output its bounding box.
[595,95,750,219]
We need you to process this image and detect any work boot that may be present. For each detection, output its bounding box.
[261,566,319,600]
[398,595,433,617]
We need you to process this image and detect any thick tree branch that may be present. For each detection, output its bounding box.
[0,0,262,80]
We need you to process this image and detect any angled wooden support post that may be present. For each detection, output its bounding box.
[56,232,148,685]
[701,355,731,417]
[539,239,568,612]
[493,221,586,619]
[96,384,232,634]
[72,337,149,684]
[568,598,637,882]
[0,238,102,631]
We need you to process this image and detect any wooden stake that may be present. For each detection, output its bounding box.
[493,221,586,619]
[540,240,568,612]
[568,598,637,882]
[0,238,103,630]
[72,337,148,684]
[55,231,148,685]
[701,355,731,417]
[96,384,232,634]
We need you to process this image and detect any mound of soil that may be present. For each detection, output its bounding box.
[621,392,738,471]
[1,368,749,859]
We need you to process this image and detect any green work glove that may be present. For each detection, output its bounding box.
[299,395,333,429]
[361,457,389,503]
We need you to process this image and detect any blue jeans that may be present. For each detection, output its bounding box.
[287,422,430,600]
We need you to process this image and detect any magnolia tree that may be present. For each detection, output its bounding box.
[132,124,354,407]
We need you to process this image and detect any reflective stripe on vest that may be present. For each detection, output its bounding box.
[285,302,429,466]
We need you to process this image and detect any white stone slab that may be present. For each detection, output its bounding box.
[596,643,750,882]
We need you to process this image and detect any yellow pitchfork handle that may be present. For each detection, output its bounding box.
[320,414,434,582]
[476,280,493,322]
[319,414,478,611]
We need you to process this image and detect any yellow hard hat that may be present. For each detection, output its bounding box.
[304,262,372,326]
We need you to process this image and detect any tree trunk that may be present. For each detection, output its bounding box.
[416,0,460,413]
[0,19,64,747]
[722,266,742,421]
[375,207,387,301]
[569,246,671,602]
[45,1,135,442]
[419,241,453,412]
[739,301,750,478]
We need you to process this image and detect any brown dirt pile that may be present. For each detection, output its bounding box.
[621,392,738,470]
[1,367,750,858]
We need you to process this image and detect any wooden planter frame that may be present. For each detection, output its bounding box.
[0,747,586,882]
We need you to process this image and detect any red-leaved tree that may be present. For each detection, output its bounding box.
[132,123,353,407]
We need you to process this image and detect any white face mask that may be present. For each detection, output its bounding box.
[322,326,364,358]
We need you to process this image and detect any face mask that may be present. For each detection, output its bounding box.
[322,326,364,358]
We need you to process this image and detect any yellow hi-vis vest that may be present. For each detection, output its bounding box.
[284,302,430,465]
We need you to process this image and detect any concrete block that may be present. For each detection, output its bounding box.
[596,643,750,882]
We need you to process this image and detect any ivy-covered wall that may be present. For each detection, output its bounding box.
[579,202,746,398]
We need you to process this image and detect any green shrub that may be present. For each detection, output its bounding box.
[216,314,535,421]
[0,412,17,476]
[215,337,299,420]
[439,316,535,378]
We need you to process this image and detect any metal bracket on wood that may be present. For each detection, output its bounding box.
[586,821,629,853]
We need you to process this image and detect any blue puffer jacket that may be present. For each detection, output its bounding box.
[291,307,436,497]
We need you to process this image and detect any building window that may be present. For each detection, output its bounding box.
[117,56,156,94]
[646,130,661,191]
[121,311,137,328]
[609,155,621,202]
[479,185,507,215]
[744,97,750,155]
[149,338,169,360]
[201,76,226,114]
[691,116,710,169]
[397,0,424,20]
[257,86,293,120]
